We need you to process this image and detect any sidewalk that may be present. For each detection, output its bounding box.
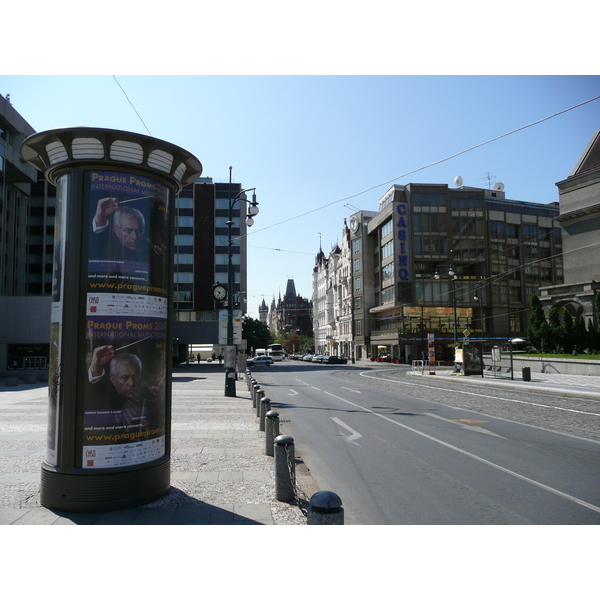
[409,366,600,400]
[0,364,316,525]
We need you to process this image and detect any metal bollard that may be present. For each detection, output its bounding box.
[274,434,295,502]
[265,410,279,456]
[307,491,344,525]
[259,397,271,431]
[256,389,265,417]
[252,384,260,408]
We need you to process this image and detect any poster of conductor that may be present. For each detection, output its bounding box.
[78,170,171,469]
[87,170,170,297]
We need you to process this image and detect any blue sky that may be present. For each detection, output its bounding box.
[3,75,599,318]
[3,6,600,320]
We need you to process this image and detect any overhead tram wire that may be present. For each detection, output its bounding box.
[112,76,153,137]
[241,94,600,240]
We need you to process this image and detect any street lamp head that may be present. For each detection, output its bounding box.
[245,215,255,227]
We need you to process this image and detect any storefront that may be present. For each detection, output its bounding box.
[7,344,49,370]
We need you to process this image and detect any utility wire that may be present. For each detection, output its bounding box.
[112,76,153,137]
[244,94,600,238]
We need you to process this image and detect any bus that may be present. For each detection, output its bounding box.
[267,343,284,361]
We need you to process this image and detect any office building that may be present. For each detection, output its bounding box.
[172,177,250,360]
[346,181,563,362]
[0,93,55,373]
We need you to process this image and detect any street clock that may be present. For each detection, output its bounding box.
[212,283,227,301]
[350,216,360,233]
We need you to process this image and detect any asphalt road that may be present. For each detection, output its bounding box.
[253,361,600,525]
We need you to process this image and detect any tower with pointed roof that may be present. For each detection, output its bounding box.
[258,298,269,323]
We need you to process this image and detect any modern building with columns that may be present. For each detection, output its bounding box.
[539,129,600,326]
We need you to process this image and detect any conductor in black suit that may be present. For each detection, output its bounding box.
[87,345,163,430]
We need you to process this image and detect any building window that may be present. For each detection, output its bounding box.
[177,216,194,227]
[176,197,194,208]
[175,254,193,264]
[175,235,194,245]
[174,291,192,302]
[382,263,394,282]
[381,241,393,260]
[381,219,393,238]
[354,276,362,292]
[215,254,240,265]
[354,258,362,272]
[381,286,394,304]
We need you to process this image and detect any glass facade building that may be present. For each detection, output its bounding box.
[350,183,563,362]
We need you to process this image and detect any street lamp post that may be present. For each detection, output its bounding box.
[434,265,458,343]
[474,282,485,341]
[225,167,259,397]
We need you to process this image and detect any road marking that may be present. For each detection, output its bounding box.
[288,389,298,396]
[358,372,600,417]
[341,387,363,394]
[323,390,600,515]
[330,417,362,446]
[427,414,505,439]
[312,386,321,391]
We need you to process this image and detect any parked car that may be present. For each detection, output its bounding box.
[247,355,274,367]
[302,355,314,362]
[326,355,348,364]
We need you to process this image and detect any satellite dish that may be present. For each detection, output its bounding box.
[454,175,463,187]
[494,182,505,191]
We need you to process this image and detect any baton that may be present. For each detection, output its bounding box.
[115,337,153,351]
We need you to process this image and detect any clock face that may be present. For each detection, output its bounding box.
[350,217,359,233]
[213,285,227,300]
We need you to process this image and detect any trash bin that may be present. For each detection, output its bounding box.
[522,366,531,381]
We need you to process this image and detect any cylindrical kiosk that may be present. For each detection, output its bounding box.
[21,127,203,512]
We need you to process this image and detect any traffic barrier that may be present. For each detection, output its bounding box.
[265,410,279,456]
[259,397,271,431]
[307,491,344,525]
[256,389,264,417]
[274,435,295,502]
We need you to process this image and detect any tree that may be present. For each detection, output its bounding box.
[527,294,547,351]
[573,315,587,352]
[561,309,574,353]
[242,317,273,355]
[547,307,562,353]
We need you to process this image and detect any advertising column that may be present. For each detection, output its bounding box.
[82,170,170,469]
[22,128,202,512]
